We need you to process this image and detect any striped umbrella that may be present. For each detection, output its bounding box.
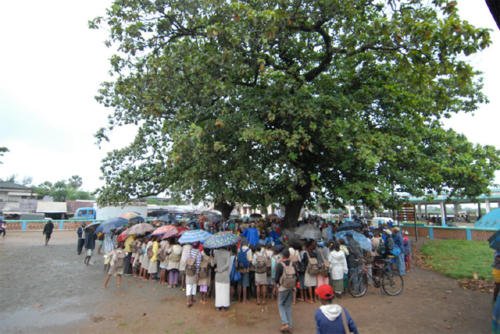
[203,231,239,249]
[178,229,211,244]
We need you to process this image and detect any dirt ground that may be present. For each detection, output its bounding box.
[0,231,492,333]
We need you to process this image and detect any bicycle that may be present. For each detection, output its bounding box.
[347,257,404,297]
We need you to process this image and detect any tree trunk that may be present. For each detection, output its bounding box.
[282,198,306,229]
[214,201,234,220]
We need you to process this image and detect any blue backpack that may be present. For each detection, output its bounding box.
[237,248,250,269]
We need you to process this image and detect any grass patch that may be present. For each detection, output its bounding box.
[421,240,494,280]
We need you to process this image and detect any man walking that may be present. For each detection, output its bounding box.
[77,223,85,255]
[275,248,298,333]
[43,219,54,246]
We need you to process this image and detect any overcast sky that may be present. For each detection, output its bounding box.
[1,1,499,192]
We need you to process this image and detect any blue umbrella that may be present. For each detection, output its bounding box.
[335,230,372,251]
[178,229,211,244]
[96,217,129,234]
[203,232,239,249]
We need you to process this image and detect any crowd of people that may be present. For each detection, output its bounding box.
[76,218,411,333]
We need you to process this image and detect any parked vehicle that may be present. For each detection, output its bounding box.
[73,207,96,220]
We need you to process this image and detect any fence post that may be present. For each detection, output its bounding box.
[429,227,434,240]
[466,229,472,241]
[59,220,64,230]
[22,221,27,231]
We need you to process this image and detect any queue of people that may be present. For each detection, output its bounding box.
[77,218,410,334]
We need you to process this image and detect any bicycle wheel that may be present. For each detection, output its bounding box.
[348,273,368,298]
[381,271,404,296]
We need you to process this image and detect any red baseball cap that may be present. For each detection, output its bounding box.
[315,284,334,300]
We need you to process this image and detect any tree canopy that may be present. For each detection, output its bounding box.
[0,147,8,164]
[93,0,499,226]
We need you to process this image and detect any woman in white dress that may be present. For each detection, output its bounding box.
[214,247,231,310]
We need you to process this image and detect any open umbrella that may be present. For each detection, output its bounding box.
[280,229,304,248]
[152,225,177,237]
[178,229,211,244]
[295,224,322,240]
[85,221,102,230]
[203,231,239,249]
[126,222,155,236]
[335,230,372,251]
[117,230,129,243]
[120,212,141,220]
[96,217,128,234]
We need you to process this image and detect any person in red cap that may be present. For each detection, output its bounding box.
[314,284,359,334]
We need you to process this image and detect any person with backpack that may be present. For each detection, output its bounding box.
[185,242,202,308]
[179,242,193,290]
[237,240,253,303]
[302,240,320,304]
[158,238,170,285]
[198,248,213,304]
[314,284,359,334]
[275,248,298,333]
[316,242,330,287]
[253,244,270,305]
[167,239,182,288]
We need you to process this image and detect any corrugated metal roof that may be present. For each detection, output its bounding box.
[0,182,32,190]
[36,201,67,213]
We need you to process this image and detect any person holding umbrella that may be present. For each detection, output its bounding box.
[43,219,54,246]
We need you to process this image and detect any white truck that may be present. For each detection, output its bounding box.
[95,203,148,221]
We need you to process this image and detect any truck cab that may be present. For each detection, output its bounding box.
[74,207,96,220]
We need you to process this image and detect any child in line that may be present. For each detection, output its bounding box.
[198,248,213,304]
[103,242,126,289]
[185,242,202,307]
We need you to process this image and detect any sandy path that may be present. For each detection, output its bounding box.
[0,231,492,333]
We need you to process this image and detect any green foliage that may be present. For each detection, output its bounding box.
[421,240,494,280]
[93,0,499,226]
[0,147,8,164]
[33,176,94,202]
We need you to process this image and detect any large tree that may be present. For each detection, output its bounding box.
[93,0,499,227]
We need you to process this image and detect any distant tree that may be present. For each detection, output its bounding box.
[0,147,8,164]
[33,176,94,201]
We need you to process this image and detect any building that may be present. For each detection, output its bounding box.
[0,181,37,202]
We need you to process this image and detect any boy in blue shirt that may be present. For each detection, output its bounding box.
[314,284,359,334]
